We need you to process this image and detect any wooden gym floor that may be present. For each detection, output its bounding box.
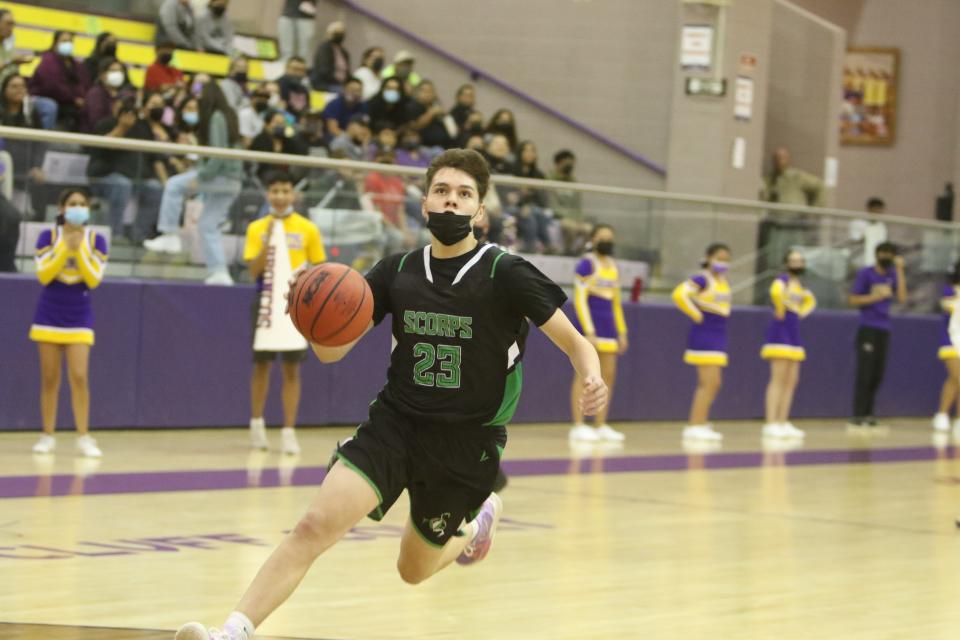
[1,419,959,640]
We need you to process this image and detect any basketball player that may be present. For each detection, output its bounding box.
[569,223,627,442]
[672,243,732,442]
[760,249,815,439]
[244,171,325,455]
[30,188,106,458]
[175,149,607,640]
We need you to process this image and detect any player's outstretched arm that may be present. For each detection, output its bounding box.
[539,308,608,415]
[309,320,374,363]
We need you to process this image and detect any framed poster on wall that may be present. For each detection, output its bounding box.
[840,47,900,145]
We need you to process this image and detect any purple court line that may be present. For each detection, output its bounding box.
[0,445,954,499]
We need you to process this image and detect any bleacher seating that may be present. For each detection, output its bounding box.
[2,1,286,88]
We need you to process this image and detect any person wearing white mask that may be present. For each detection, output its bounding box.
[81,58,133,132]
[30,188,108,458]
[27,30,91,130]
[672,243,734,443]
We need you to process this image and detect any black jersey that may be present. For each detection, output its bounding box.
[365,243,567,427]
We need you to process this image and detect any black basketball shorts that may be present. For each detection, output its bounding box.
[333,401,506,547]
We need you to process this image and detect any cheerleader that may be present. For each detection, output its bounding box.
[932,260,960,432]
[760,250,815,439]
[569,224,627,442]
[672,243,732,442]
[29,188,107,457]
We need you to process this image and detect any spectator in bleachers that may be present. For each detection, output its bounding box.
[1,73,47,199]
[367,76,410,133]
[512,140,555,253]
[83,33,118,82]
[322,77,366,139]
[145,81,243,285]
[310,21,350,92]
[850,197,889,268]
[463,132,486,154]
[197,0,236,56]
[156,0,199,51]
[761,147,824,207]
[486,108,518,151]
[298,111,326,154]
[406,80,454,150]
[239,84,271,142]
[373,127,396,155]
[0,9,56,132]
[395,129,431,169]
[86,100,152,241]
[125,92,176,243]
[82,59,134,133]
[449,83,476,128]
[381,50,421,93]
[145,42,184,93]
[484,133,513,175]
[0,9,33,85]
[28,31,90,131]
[175,96,200,137]
[354,47,385,101]
[329,112,370,162]
[171,96,200,174]
[219,56,250,113]
[362,146,411,252]
[277,56,311,118]
[548,149,590,255]
[457,111,486,148]
[278,0,316,62]
[250,109,308,184]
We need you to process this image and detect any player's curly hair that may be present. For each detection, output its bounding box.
[425,149,491,201]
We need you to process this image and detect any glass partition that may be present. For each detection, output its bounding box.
[5,129,958,313]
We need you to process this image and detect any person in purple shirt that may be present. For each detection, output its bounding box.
[27,31,91,130]
[848,241,906,428]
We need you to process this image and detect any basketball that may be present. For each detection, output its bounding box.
[289,263,373,347]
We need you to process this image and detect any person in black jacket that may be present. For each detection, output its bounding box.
[249,110,309,184]
[367,76,411,133]
[310,21,350,92]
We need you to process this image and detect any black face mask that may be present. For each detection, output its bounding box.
[252,100,268,113]
[877,257,894,269]
[787,267,806,276]
[272,125,287,139]
[427,211,474,246]
[595,241,614,256]
[402,139,419,151]
[559,163,574,175]
[149,107,165,122]
[102,43,117,57]
[331,33,345,44]
[158,52,173,65]
[210,4,226,17]
[371,57,385,72]
[232,72,248,84]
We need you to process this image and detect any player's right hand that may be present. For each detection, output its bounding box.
[580,374,608,416]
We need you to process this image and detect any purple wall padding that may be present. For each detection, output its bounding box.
[0,274,941,431]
